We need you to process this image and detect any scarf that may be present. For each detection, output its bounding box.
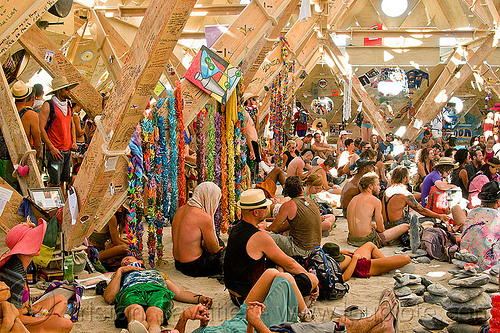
[187,182,222,219]
[51,95,68,116]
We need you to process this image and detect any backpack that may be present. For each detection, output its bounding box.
[45,100,71,130]
[420,227,458,262]
[298,109,308,124]
[36,281,83,322]
[425,185,449,214]
[306,246,349,300]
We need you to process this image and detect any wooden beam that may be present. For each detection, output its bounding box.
[0,177,39,232]
[0,0,58,56]
[485,0,500,27]
[479,63,500,98]
[90,10,130,82]
[323,36,391,137]
[330,29,489,39]
[18,26,103,119]
[182,0,297,126]
[461,0,494,28]
[421,0,452,30]
[94,4,246,17]
[0,70,43,195]
[62,0,197,248]
[404,33,497,140]
[240,0,300,88]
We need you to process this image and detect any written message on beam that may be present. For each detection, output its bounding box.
[323,37,390,137]
[182,0,292,126]
[0,70,43,195]
[0,0,57,56]
[62,0,197,248]
[404,33,497,140]
[18,26,103,119]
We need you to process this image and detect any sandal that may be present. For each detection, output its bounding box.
[128,320,148,333]
[378,289,400,333]
[298,308,315,322]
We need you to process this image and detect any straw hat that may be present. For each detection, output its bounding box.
[237,189,272,209]
[0,220,47,269]
[491,103,500,111]
[46,76,79,95]
[322,243,345,262]
[242,92,258,102]
[10,81,33,100]
[433,157,457,168]
[312,118,327,131]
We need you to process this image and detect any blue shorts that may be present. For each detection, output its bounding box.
[45,149,71,185]
[361,123,372,129]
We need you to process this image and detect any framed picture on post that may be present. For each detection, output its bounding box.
[28,187,65,212]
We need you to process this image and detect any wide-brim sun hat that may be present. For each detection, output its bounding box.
[491,103,500,111]
[242,92,258,102]
[237,189,272,210]
[10,81,33,100]
[46,76,79,95]
[322,242,345,262]
[312,118,327,130]
[0,219,47,269]
[478,180,500,203]
[433,156,457,169]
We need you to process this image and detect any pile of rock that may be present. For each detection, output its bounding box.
[393,272,429,307]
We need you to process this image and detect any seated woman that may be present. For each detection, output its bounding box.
[171,269,400,333]
[0,222,72,333]
[282,141,298,170]
[303,174,336,233]
[415,148,434,192]
[0,281,29,333]
[468,157,500,209]
[88,206,129,270]
[461,181,500,271]
[324,242,411,282]
[308,156,342,194]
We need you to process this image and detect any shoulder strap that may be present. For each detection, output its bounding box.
[46,100,55,129]
[18,108,29,118]
[382,193,394,223]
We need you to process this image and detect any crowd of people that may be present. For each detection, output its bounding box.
[1,87,499,333]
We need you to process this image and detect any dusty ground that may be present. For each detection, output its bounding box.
[62,209,487,333]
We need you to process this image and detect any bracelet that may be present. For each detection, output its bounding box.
[194,294,202,303]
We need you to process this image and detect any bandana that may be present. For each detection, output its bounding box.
[187,182,222,218]
[51,95,69,116]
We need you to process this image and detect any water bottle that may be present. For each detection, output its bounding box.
[26,262,37,285]
[63,255,74,283]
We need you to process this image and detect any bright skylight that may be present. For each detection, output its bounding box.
[381,0,408,17]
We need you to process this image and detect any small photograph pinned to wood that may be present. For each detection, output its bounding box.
[44,50,55,64]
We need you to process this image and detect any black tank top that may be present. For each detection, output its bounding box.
[224,221,266,298]
[451,166,468,199]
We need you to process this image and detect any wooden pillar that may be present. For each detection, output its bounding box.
[62,0,197,248]
[404,33,497,140]
[0,71,43,195]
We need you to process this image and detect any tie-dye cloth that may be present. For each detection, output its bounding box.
[461,207,500,271]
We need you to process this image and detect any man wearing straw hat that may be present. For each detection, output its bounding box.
[39,76,78,191]
[224,189,318,307]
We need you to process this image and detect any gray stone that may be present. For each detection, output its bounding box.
[447,323,481,333]
[427,283,448,296]
[490,275,499,285]
[416,257,431,264]
[413,329,431,333]
[454,252,479,263]
[410,284,426,296]
[442,292,492,312]
[491,263,500,276]
[452,259,467,268]
[446,310,491,324]
[484,283,498,293]
[423,292,447,305]
[447,287,485,303]
[448,267,462,275]
[418,316,449,330]
[394,286,412,297]
[393,274,422,288]
[406,249,428,258]
[400,295,423,307]
[455,272,478,279]
[448,274,490,287]
[410,215,420,253]
[420,277,433,288]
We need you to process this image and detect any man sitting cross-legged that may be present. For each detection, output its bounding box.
[224,189,318,307]
[347,172,410,247]
[103,256,212,333]
[340,158,376,217]
[172,182,223,277]
[171,270,400,333]
[286,149,314,179]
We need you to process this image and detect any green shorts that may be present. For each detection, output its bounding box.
[115,283,175,321]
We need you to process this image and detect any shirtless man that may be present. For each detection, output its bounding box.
[311,132,335,159]
[347,172,410,248]
[383,166,450,229]
[172,182,223,277]
[245,110,260,181]
[340,158,376,217]
[295,133,313,152]
[419,129,435,149]
[286,149,314,179]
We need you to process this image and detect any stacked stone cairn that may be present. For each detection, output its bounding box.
[441,251,493,332]
[393,271,427,307]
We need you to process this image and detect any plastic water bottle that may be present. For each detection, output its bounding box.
[63,255,74,283]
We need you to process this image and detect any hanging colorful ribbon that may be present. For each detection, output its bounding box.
[175,81,186,207]
[213,104,223,236]
[220,103,229,233]
[196,110,207,184]
[206,104,215,182]
[166,90,178,220]
[226,91,237,224]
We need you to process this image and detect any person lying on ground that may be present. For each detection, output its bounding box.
[172,271,400,333]
[347,172,410,248]
[324,242,411,282]
[172,182,223,277]
[0,222,72,333]
[224,189,318,307]
[103,256,212,333]
[267,176,323,257]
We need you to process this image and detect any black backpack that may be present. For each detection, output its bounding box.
[306,246,349,300]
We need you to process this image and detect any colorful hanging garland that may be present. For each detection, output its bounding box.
[213,105,222,236]
[175,81,186,207]
[206,105,215,182]
[154,106,166,264]
[196,110,207,184]
[226,96,236,224]
[220,103,229,233]
[166,90,178,220]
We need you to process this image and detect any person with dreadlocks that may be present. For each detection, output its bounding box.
[172,182,224,277]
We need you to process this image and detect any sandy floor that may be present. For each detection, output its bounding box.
[64,209,481,333]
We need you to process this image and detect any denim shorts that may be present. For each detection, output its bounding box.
[45,149,71,185]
